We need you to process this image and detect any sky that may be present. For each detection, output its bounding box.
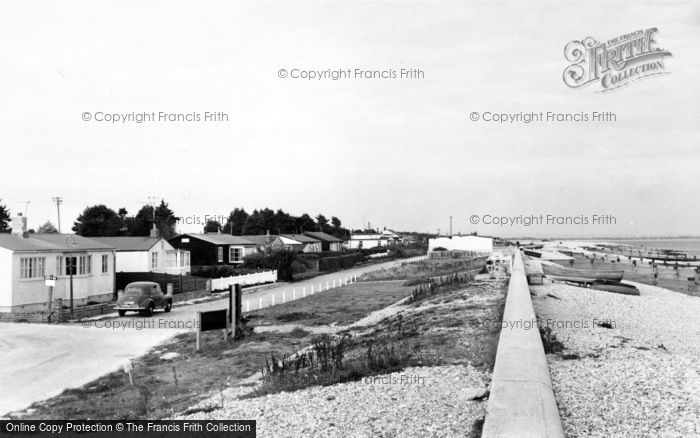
[1,1,698,238]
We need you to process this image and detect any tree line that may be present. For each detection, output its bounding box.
[0,199,350,239]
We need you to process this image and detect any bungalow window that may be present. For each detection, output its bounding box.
[101,254,109,273]
[78,255,91,275]
[151,252,159,270]
[229,247,243,263]
[20,257,45,279]
[166,251,177,268]
[184,252,190,267]
[217,247,224,263]
[56,256,63,276]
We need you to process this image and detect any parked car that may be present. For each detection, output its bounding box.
[116,281,172,316]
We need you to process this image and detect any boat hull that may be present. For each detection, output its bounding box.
[590,280,640,296]
[541,263,624,282]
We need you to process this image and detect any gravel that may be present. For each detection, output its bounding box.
[532,280,700,437]
[177,364,489,437]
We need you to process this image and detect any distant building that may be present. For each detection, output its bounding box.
[91,236,190,275]
[0,215,116,312]
[349,228,401,249]
[303,232,345,252]
[168,233,256,266]
[271,234,322,253]
[428,235,493,254]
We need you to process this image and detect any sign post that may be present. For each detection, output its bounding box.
[196,309,229,351]
[45,275,57,323]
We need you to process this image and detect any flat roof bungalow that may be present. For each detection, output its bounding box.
[168,233,256,266]
[91,236,191,275]
[0,216,116,312]
[303,232,345,252]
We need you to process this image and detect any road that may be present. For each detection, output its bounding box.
[0,256,425,416]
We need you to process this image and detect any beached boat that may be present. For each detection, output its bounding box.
[523,249,541,258]
[541,262,624,282]
[590,280,640,296]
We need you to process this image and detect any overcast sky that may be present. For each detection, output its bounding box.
[1,1,698,237]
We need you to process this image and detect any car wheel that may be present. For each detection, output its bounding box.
[118,310,126,317]
[146,303,155,317]
[163,301,172,313]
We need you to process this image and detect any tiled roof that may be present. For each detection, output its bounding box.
[179,233,255,246]
[280,234,320,243]
[91,237,161,252]
[240,235,277,245]
[303,232,344,242]
[0,233,115,252]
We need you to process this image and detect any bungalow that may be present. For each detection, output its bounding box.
[168,233,256,266]
[0,215,116,312]
[91,236,191,275]
[349,228,401,249]
[303,232,344,252]
[240,234,276,253]
[271,234,322,253]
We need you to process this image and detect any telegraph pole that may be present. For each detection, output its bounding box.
[52,197,63,232]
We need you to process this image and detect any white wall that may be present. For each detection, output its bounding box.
[0,248,14,308]
[8,251,115,309]
[115,251,150,272]
[429,236,493,253]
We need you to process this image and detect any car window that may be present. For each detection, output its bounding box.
[125,286,146,296]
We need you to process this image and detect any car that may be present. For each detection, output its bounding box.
[116,281,173,317]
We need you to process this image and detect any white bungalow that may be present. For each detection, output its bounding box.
[91,236,190,275]
[0,216,116,312]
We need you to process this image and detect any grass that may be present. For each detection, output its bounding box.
[361,257,485,282]
[247,281,416,327]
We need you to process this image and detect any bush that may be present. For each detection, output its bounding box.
[242,249,309,281]
[191,265,261,278]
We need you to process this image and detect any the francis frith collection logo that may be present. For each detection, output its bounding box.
[563,28,672,92]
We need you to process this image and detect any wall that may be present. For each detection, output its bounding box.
[115,251,150,272]
[428,236,493,253]
[482,250,564,437]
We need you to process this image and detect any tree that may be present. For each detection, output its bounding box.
[295,214,316,233]
[242,208,276,235]
[0,203,10,233]
[73,205,124,237]
[37,221,59,234]
[128,200,178,239]
[331,216,342,229]
[204,220,221,233]
[222,208,248,235]
[315,214,329,232]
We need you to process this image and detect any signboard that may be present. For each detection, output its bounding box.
[200,309,228,332]
[196,309,229,351]
[44,275,57,287]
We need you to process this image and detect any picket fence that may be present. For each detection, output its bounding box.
[211,270,278,291]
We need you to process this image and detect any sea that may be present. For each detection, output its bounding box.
[605,238,700,256]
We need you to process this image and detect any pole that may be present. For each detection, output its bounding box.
[47,284,54,323]
[52,197,63,233]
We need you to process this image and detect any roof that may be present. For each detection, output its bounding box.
[303,232,344,242]
[177,233,255,246]
[91,236,161,252]
[351,234,389,240]
[240,235,277,245]
[279,234,320,243]
[0,233,116,252]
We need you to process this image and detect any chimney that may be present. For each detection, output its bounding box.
[265,230,271,244]
[11,214,28,238]
[150,223,159,238]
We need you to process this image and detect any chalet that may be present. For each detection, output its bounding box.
[91,236,190,275]
[349,228,401,249]
[0,215,116,312]
[168,233,256,266]
[271,234,322,253]
[240,234,276,252]
[303,232,344,252]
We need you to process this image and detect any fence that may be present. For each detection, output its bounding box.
[116,272,209,295]
[211,270,277,292]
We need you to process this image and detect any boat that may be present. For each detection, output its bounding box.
[540,262,624,282]
[523,249,542,258]
[590,280,640,296]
